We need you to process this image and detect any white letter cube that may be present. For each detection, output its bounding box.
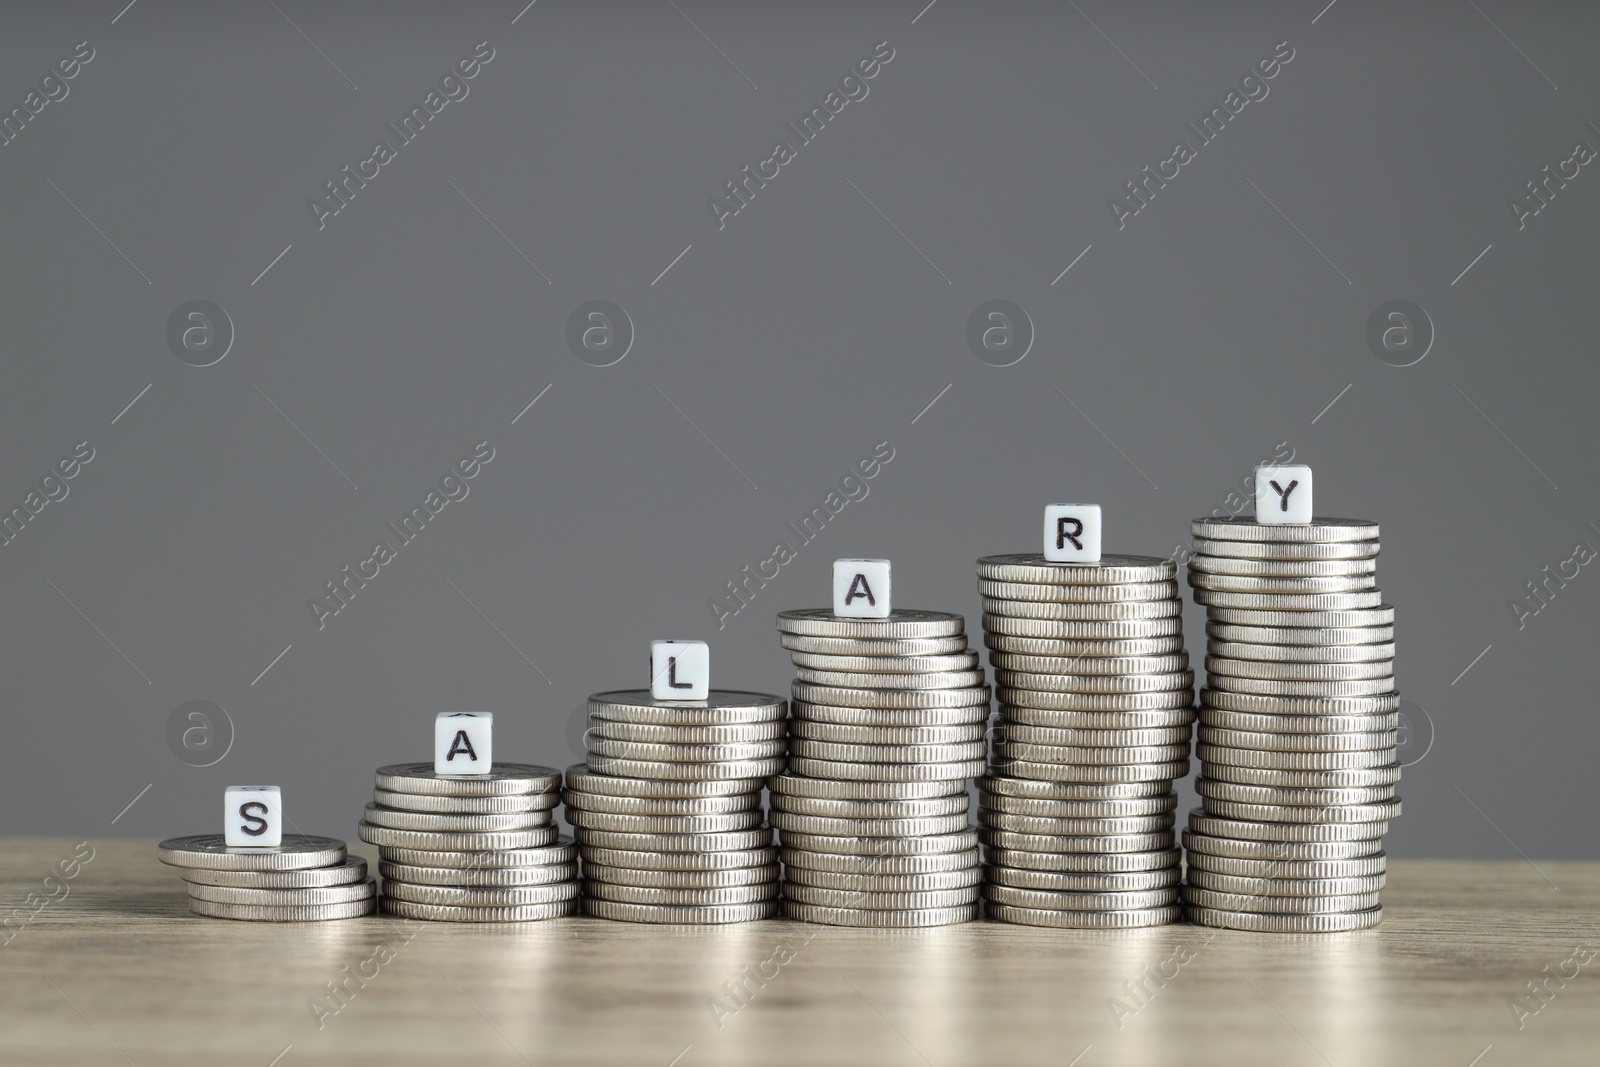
[833,558,891,618]
[224,785,282,847]
[1255,465,1313,524]
[435,711,493,775]
[651,640,709,700]
[1043,504,1102,562]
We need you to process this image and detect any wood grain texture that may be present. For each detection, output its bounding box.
[2,838,1597,1066]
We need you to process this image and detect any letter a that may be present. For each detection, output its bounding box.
[446,729,478,762]
[844,573,876,606]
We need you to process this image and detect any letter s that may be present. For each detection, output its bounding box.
[472,440,495,464]
[873,40,895,63]
[73,441,96,463]
[73,41,96,63]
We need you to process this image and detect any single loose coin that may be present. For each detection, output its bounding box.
[586,754,785,781]
[780,634,969,655]
[588,690,787,725]
[382,880,578,907]
[781,901,978,927]
[999,706,1195,730]
[583,899,780,924]
[1203,605,1395,628]
[586,719,787,744]
[565,810,765,833]
[1201,691,1401,716]
[786,756,987,781]
[1183,853,1387,879]
[977,554,1176,585]
[580,863,779,889]
[565,764,763,798]
[578,846,778,872]
[985,867,1181,892]
[778,849,979,875]
[981,598,1183,621]
[585,882,779,906]
[187,879,376,906]
[978,776,1172,800]
[768,773,965,800]
[378,861,577,887]
[983,616,1184,639]
[158,834,346,871]
[792,701,991,726]
[188,898,375,921]
[984,635,1187,656]
[361,803,552,833]
[788,650,980,673]
[1192,537,1379,560]
[377,841,576,869]
[1206,623,1393,646]
[1185,904,1382,931]
[985,902,1181,928]
[1190,517,1380,543]
[792,682,991,710]
[978,579,1179,603]
[981,847,1179,873]
[776,608,965,638]
[371,790,559,815]
[374,763,560,797]
[179,856,369,888]
[382,899,575,922]
[1189,556,1378,578]
[1207,640,1396,664]
[356,823,559,851]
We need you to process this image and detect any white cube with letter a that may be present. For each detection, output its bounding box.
[1043,504,1101,563]
[1255,465,1313,524]
[650,640,709,700]
[833,558,891,618]
[223,785,282,847]
[435,711,493,775]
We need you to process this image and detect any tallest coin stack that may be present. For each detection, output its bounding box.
[1182,515,1400,932]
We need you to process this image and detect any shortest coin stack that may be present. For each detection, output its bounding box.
[158,834,375,921]
[360,763,577,921]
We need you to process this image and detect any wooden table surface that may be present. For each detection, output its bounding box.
[2,839,1596,1066]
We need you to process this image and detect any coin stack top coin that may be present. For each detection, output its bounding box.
[359,762,576,921]
[775,606,985,927]
[158,834,375,921]
[1183,515,1398,932]
[976,553,1192,929]
[569,689,785,924]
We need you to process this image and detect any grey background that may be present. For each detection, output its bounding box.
[2,0,1595,861]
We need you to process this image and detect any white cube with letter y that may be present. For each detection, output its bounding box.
[1255,465,1313,524]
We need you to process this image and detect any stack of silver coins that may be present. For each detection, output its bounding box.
[775,608,987,927]
[357,763,576,921]
[976,554,1193,928]
[158,834,375,920]
[1183,516,1398,932]
[568,690,786,923]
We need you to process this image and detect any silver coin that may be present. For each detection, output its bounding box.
[978,579,1179,603]
[1185,904,1382,931]
[992,741,1190,765]
[999,705,1195,730]
[792,701,991,726]
[574,828,772,852]
[1181,887,1382,913]
[983,615,1184,639]
[1201,797,1402,825]
[382,880,578,906]
[1189,556,1378,577]
[780,634,970,655]
[565,810,765,833]
[382,898,576,922]
[586,719,786,744]
[1206,622,1393,646]
[187,879,376,906]
[786,756,986,781]
[987,653,1190,676]
[789,720,986,745]
[793,667,987,690]
[1206,677,1396,698]
[980,794,1177,818]
[371,789,559,815]
[378,861,577,887]
[374,763,560,797]
[978,775,1171,800]
[1195,778,1396,806]
[777,830,978,856]
[1202,605,1395,628]
[1186,810,1387,842]
[768,773,966,800]
[589,690,787,725]
[580,863,779,888]
[1204,657,1394,682]
[982,846,1179,873]
[994,670,1193,694]
[1189,573,1377,594]
[585,736,787,763]
[1197,726,1397,752]
[782,868,981,892]
[361,803,552,833]
[1202,763,1402,788]
[1201,690,1401,715]
[984,866,1181,892]
[1194,590,1385,611]
[560,791,759,815]
[586,754,784,781]
[781,901,978,927]
[158,834,346,871]
[998,688,1193,711]
[979,829,1174,854]
[981,598,1183,621]
[1182,852,1387,878]
[994,723,1191,747]
[787,738,986,764]
[788,650,980,673]
[981,884,1178,911]
[991,758,1190,784]
[565,763,763,798]
[1192,536,1379,560]
[1182,829,1383,859]
[779,848,978,875]
[783,884,978,910]
[985,902,1181,928]
[578,845,778,872]
[984,634,1187,657]
[979,812,1172,836]
[356,823,560,851]
[377,840,577,868]
[583,899,780,924]
[179,856,369,888]
[1207,640,1396,663]
[776,608,966,638]
[977,553,1177,584]
[585,881,778,906]
[771,813,970,837]
[189,898,375,921]
[769,794,969,818]
[1190,517,1380,543]
[792,682,991,710]
[1185,870,1385,896]
[1196,745,1394,770]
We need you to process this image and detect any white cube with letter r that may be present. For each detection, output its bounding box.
[651,640,709,700]
[223,785,282,847]
[435,711,493,775]
[1043,504,1101,563]
[834,558,891,618]
[1255,465,1313,524]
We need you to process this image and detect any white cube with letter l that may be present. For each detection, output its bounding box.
[650,640,709,700]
